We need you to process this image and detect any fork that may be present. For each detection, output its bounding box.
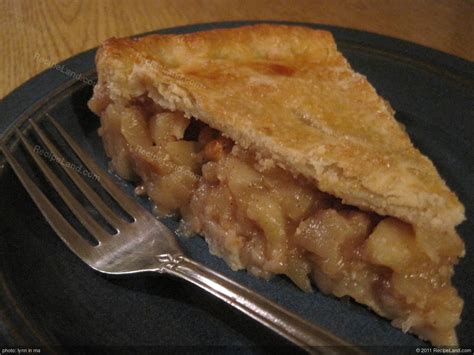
[0,113,363,354]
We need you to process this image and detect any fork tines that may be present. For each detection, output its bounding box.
[0,114,145,260]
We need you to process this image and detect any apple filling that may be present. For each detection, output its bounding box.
[91,96,464,346]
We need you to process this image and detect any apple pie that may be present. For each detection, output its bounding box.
[88,25,465,346]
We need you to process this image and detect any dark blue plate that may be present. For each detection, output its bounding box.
[0,21,473,353]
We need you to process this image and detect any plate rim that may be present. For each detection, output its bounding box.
[1,20,473,143]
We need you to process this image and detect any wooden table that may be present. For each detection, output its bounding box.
[1,0,473,99]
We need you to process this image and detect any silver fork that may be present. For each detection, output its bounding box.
[0,113,363,354]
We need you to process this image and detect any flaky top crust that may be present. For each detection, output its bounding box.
[90,24,465,230]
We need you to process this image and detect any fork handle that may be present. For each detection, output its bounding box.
[161,255,363,354]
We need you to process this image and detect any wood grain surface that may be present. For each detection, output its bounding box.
[1,0,473,99]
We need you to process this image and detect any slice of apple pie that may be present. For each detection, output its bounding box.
[88,25,465,346]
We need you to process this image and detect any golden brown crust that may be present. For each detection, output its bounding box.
[90,24,465,231]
